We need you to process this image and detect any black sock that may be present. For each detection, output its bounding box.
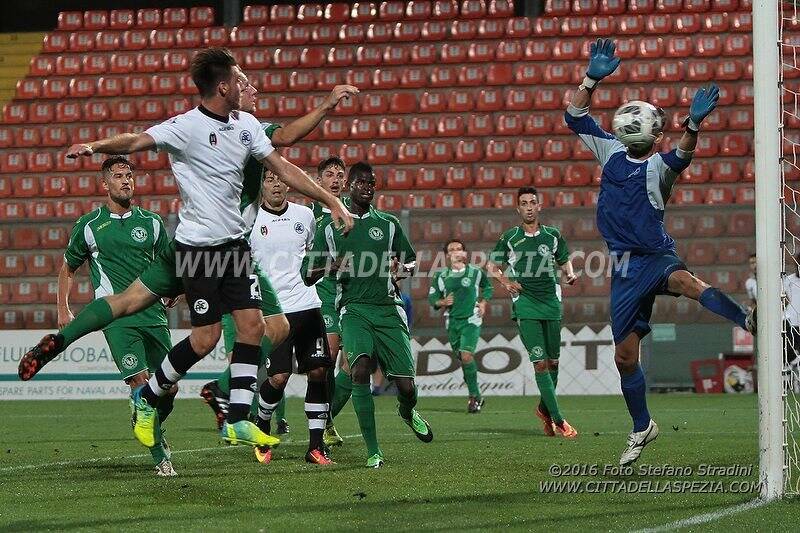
[305,379,329,451]
[157,392,175,423]
[144,337,199,407]
[228,342,261,423]
[257,380,284,435]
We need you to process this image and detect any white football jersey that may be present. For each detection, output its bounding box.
[250,201,321,313]
[146,106,274,247]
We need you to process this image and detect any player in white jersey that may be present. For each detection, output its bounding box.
[63,47,353,450]
[250,170,334,466]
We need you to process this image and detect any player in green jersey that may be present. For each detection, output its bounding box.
[59,156,177,476]
[312,156,349,447]
[19,81,358,389]
[487,187,579,439]
[429,239,493,413]
[302,161,433,468]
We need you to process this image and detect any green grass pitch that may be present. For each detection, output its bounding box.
[1,394,797,531]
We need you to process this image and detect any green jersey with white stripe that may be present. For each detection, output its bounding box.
[64,205,170,328]
[304,204,415,309]
[429,264,493,320]
[490,224,569,320]
[311,197,351,307]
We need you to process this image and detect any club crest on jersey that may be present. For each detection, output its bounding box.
[131,227,148,243]
[532,346,544,358]
[461,277,472,287]
[240,130,252,146]
[121,353,138,370]
[294,222,304,234]
[260,225,268,236]
[209,132,217,146]
[538,244,551,256]
[323,314,334,328]
[368,227,384,241]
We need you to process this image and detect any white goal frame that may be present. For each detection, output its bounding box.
[753,0,785,501]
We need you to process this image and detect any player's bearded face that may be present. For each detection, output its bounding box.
[517,194,541,224]
[103,164,135,205]
[319,165,345,196]
[238,76,258,114]
[223,66,247,111]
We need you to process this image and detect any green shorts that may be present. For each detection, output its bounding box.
[221,268,283,354]
[103,325,172,381]
[138,238,182,298]
[518,319,561,362]
[320,301,340,336]
[340,303,414,379]
[447,318,481,355]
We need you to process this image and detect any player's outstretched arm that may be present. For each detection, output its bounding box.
[66,133,156,159]
[56,262,78,329]
[568,38,621,111]
[271,85,359,147]
[261,151,354,233]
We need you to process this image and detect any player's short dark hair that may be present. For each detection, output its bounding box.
[101,156,134,175]
[444,239,466,253]
[317,156,346,175]
[517,186,538,200]
[750,253,757,259]
[347,161,374,183]
[190,47,237,98]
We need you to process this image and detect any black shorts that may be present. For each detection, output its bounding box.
[175,239,262,327]
[268,308,333,376]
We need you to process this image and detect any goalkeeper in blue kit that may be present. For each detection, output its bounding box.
[566,39,756,466]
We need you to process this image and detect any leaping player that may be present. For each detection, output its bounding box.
[565,38,756,465]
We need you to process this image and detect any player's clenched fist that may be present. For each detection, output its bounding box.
[66,143,94,159]
[323,85,360,111]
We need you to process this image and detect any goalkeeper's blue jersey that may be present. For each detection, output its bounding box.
[565,105,692,255]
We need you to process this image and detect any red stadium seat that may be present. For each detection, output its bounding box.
[703,12,729,32]
[478,19,505,39]
[399,66,426,88]
[109,9,134,29]
[445,167,473,188]
[561,17,588,36]
[69,31,97,53]
[28,254,56,277]
[243,5,269,25]
[469,42,495,63]
[475,166,504,188]
[534,88,561,110]
[461,0,487,18]
[40,226,69,249]
[379,0,406,20]
[463,114,492,136]
[735,186,755,205]
[737,84,754,105]
[389,93,417,115]
[386,168,415,189]
[439,43,466,64]
[124,74,150,96]
[136,8,160,28]
[94,31,120,51]
[523,113,551,136]
[683,0,710,11]
[273,49,300,68]
[533,165,561,187]
[720,134,749,156]
[542,139,571,161]
[436,116,465,137]
[29,56,54,76]
[671,14,700,33]
[563,164,592,187]
[204,27,229,46]
[367,142,395,164]
[543,64,571,85]
[32,101,60,123]
[523,41,551,62]
[376,194,404,212]
[484,140,512,162]
[0,201,26,221]
[336,24,364,43]
[728,212,755,236]
[28,200,56,219]
[432,0,460,18]
[683,161,711,184]
[361,94,389,115]
[161,7,187,28]
[618,15,644,34]
[600,0,627,12]
[327,47,354,67]
[121,29,148,50]
[728,109,754,130]
[450,20,478,41]
[456,140,483,162]
[42,33,68,53]
[545,0,571,14]
[43,78,70,99]
[255,26,282,45]
[503,166,531,188]
[716,241,748,265]
[405,0,431,19]
[58,11,83,30]
[494,191,518,209]
[14,126,40,148]
[289,71,315,91]
[638,37,664,58]
[710,160,740,183]
[393,22,421,42]
[687,60,715,81]
[270,4,296,24]
[731,12,752,32]
[3,103,27,124]
[55,56,81,76]
[2,153,27,175]
[515,139,541,161]
[149,28,176,49]
[285,26,311,45]
[383,45,410,66]
[82,54,108,76]
[323,119,349,141]
[419,92,446,114]
[297,4,323,23]
[703,186,734,205]
[70,125,95,145]
[96,76,122,97]
[16,79,40,100]
[573,0,599,13]
[398,142,426,164]
[109,52,136,73]
[645,14,672,33]
[464,191,491,208]
[695,35,722,57]
[503,89,531,111]
[494,114,522,136]
[591,15,617,35]
[724,35,751,56]
[366,22,392,42]
[552,39,581,59]
[416,168,445,189]
[84,102,110,122]
[136,52,162,73]
[656,0,683,11]
[430,66,457,87]
[13,177,40,198]
[9,281,38,304]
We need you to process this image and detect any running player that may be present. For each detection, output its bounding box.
[249,170,334,465]
[22,48,353,451]
[312,156,349,447]
[429,239,493,413]
[20,74,357,432]
[302,161,433,468]
[487,187,578,439]
[566,38,755,464]
[59,156,177,476]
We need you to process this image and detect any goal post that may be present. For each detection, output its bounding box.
[753,0,785,500]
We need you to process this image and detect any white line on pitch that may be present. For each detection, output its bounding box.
[0,433,364,473]
[632,498,767,533]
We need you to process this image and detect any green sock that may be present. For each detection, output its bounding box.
[259,335,273,367]
[275,395,286,421]
[397,384,418,420]
[148,417,166,465]
[60,298,114,347]
[535,371,563,424]
[461,360,481,399]
[217,367,231,395]
[331,371,353,419]
[351,383,380,456]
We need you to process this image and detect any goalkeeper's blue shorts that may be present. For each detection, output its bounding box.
[609,251,687,344]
